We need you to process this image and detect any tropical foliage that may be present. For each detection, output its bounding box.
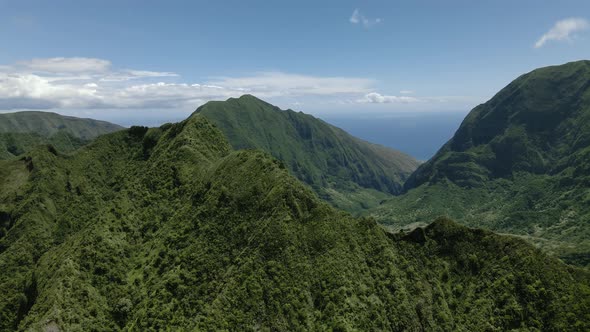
[196,95,419,212]
[0,114,588,331]
[371,60,590,267]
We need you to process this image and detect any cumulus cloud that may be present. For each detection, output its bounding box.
[535,18,589,48]
[0,57,470,113]
[0,72,103,109]
[350,9,382,28]
[357,92,420,104]
[0,58,375,111]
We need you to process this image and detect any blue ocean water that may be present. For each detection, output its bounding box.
[321,112,468,161]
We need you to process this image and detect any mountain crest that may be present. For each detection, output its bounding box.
[405,60,590,189]
[194,95,420,212]
[373,60,590,267]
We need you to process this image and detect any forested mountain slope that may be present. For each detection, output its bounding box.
[0,111,122,139]
[371,60,590,266]
[0,113,588,331]
[0,112,123,160]
[196,95,420,212]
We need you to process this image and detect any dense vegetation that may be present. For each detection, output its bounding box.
[0,111,123,140]
[0,111,123,160]
[0,132,87,160]
[0,112,588,331]
[371,60,590,267]
[196,95,419,212]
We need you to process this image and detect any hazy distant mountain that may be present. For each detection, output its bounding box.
[0,111,123,139]
[195,95,420,212]
[371,60,590,266]
[0,113,587,331]
[0,111,123,159]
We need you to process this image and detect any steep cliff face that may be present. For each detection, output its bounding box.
[371,61,590,267]
[406,60,590,189]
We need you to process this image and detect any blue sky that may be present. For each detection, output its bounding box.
[0,0,589,123]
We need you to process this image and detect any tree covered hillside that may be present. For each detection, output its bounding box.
[371,60,590,267]
[0,113,588,331]
[0,112,123,160]
[196,95,420,212]
[0,111,122,140]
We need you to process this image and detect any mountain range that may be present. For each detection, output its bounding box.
[1,111,588,331]
[0,112,123,160]
[196,95,419,212]
[0,61,589,330]
[370,60,590,267]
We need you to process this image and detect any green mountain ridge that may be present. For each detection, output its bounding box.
[405,60,590,189]
[0,111,124,160]
[0,111,123,139]
[1,114,588,330]
[371,60,590,266]
[195,95,420,213]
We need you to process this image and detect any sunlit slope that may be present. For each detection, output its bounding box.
[196,95,419,212]
[371,60,590,266]
[0,114,588,330]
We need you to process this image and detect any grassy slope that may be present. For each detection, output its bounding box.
[196,95,419,213]
[0,115,588,331]
[371,60,590,266]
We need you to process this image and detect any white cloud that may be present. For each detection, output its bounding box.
[0,58,375,111]
[350,9,382,28]
[0,72,104,109]
[208,72,374,97]
[357,92,420,104]
[399,90,414,95]
[350,9,361,24]
[18,57,112,73]
[535,18,589,48]
[99,70,179,82]
[124,70,179,78]
[109,82,237,109]
[0,57,470,114]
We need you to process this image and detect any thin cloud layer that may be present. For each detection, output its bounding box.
[535,18,589,48]
[0,58,375,111]
[0,57,473,113]
[350,9,382,28]
[208,72,374,97]
[18,57,112,73]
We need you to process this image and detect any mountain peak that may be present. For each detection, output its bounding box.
[193,94,270,114]
[190,95,419,212]
[236,93,261,101]
[405,59,590,189]
[1,82,589,330]
[373,60,590,267]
